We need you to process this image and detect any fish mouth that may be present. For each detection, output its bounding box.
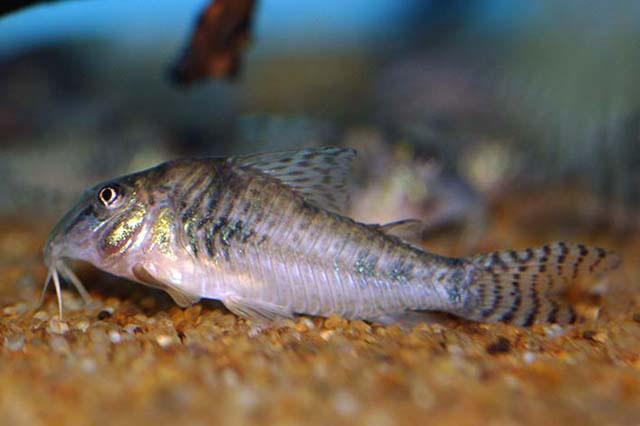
[40,258,92,320]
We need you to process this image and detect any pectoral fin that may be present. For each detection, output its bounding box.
[132,264,200,308]
[165,288,201,308]
[223,295,293,322]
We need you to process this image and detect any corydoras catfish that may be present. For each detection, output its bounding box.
[42,147,620,326]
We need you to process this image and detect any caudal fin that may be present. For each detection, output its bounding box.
[462,242,620,326]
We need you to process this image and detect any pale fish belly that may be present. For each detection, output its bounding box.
[175,169,466,321]
[192,218,462,321]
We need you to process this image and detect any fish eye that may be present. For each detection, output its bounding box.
[97,185,120,207]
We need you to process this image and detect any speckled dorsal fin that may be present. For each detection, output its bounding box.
[371,219,427,246]
[132,264,200,308]
[233,146,356,213]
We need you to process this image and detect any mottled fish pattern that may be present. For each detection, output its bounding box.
[43,147,621,326]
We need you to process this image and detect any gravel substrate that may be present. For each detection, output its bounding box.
[1,196,639,426]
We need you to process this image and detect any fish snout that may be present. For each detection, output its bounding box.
[43,230,64,267]
[43,199,93,266]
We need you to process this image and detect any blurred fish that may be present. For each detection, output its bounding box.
[373,0,640,227]
[42,147,620,326]
[346,135,487,246]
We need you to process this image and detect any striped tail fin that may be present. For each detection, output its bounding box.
[462,242,621,326]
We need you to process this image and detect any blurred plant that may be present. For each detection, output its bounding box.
[1,0,259,85]
[170,0,256,84]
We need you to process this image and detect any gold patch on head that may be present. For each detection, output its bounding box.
[101,205,146,255]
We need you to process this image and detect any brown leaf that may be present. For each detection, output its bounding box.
[170,0,256,85]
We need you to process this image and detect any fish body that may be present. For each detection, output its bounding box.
[43,147,620,326]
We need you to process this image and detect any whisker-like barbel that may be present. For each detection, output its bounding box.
[58,262,92,305]
[52,266,63,320]
[38,260,91,320]
[42,146,621,326]
[38,267,53,311]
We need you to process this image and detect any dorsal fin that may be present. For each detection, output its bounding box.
[132,264,200,308]
[232,146,356,213]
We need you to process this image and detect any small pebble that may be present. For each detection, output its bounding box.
[73,320,91,333]
[104,299,119,309]
[156,334,175,348]
[222,368,240,387]
[295,317,315,332]
[320,330,335,341]
[3,303,28,315]
[80,358,97,373]
[486,337,511,355]
[324,314,347,329]
[523,352,536,364]
[332,390,359,416]
[109,330,122,344]
[97,310,112,320]
[580,305,601,321]
[33,310,49,321]
[3,335,25,352]
[89,328,108,344]
[48,318,69,334]
[364,409,394,426]
[124,324,142,335]
[583,330,607,343]
[61,295,83,311]
[313,361,329,379]
[50,336,70,354]
[447,345,464,355]
[557,351,576,364]
[410,380,436,410]
[233,386,260,410]
[544,324,566,338]
[351,320,371,333]
[504,374,521,389]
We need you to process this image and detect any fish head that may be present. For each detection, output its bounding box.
[43,175,151,271]
[41,168,164,319]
